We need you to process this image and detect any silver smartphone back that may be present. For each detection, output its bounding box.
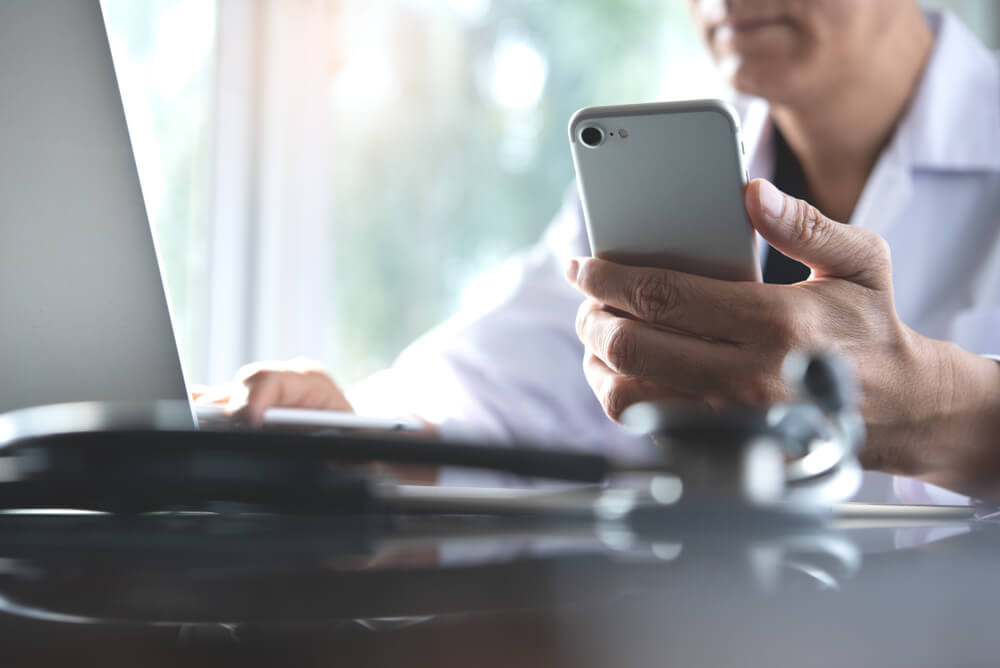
[569,100,760,282]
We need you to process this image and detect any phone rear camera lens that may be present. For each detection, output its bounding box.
[580,125,604,148]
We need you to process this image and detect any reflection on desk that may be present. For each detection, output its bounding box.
[0,502,993,668]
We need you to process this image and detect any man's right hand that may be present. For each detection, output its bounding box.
[192,357,353,427]
[192,358,440,485]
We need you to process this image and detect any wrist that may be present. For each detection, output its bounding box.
[913,338,1000,499]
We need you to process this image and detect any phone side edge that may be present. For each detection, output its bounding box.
[567,136,602,261]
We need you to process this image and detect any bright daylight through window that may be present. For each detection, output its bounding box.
[101,0,998,388]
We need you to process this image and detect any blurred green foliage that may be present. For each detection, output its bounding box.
[326,0,696,384]
[101,0,999,387]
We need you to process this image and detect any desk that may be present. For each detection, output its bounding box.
[0,507,993,667]
[0,401,985,666]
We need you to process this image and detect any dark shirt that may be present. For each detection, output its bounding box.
[762,130,813,285]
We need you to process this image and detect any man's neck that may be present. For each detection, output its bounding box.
[770,11,934,223]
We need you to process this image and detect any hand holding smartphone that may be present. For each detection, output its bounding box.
[568,100,760,282]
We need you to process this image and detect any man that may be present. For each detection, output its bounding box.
[218,1,1000,503]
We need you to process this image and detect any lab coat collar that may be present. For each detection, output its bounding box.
[743,10,1000,180]
[899,11,1000,172]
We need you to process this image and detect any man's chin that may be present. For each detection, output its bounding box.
[725,61,799,104]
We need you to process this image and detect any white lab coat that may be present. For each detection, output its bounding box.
[350,11,1000,504]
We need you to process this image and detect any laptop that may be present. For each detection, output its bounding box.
[0,0,417,433]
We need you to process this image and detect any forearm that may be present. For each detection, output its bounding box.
[919,343,1000,500]
[864,337,1000,501]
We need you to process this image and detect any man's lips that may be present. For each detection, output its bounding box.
[711,15,789,39]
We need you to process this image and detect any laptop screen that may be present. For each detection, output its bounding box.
[0,0,193,422]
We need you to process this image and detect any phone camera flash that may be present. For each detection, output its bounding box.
[618,128,629,138]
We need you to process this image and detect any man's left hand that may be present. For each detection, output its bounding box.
[567,179,956,478]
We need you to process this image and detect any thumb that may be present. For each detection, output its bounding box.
[745,179,891,290]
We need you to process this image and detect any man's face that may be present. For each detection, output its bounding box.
[687,0,903,105]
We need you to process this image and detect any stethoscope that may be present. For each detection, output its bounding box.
[621,350,865,510]
[0,351,863,517]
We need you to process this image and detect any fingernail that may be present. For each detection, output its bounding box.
[565,258,580,284]
[758,180,785,220]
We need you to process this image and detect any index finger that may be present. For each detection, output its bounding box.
[569,257,776,343]
[189,384,230,404]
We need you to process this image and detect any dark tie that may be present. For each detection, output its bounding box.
[762,129,812,285]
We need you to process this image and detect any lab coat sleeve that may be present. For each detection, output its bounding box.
[347,189,656,485]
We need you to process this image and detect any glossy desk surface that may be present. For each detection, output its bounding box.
[0,503,993,668]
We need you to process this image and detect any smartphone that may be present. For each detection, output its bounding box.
[568,100,760,282]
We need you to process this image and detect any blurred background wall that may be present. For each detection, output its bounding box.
[100,0,1000,387]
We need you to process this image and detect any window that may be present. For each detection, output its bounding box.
[102,1,999,389]
[320,0,719,385]
[101,0,217,378]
